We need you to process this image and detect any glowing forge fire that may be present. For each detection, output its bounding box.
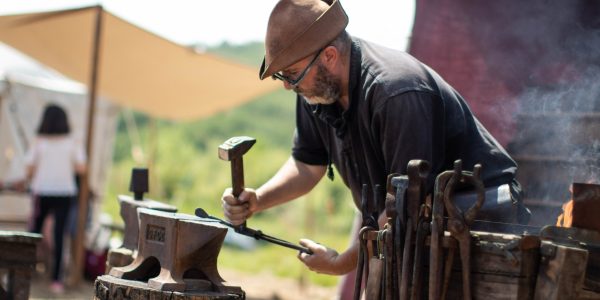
[557,183,600,231]
[556,198,574,227]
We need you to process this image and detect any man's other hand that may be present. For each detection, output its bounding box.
[297,238,345,275]
[221,188,258,225]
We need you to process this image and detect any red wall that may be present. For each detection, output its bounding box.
[408,0,599,147]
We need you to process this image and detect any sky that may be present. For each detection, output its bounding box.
[0,0,416,74]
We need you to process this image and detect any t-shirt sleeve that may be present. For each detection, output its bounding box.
[291,96,329,166]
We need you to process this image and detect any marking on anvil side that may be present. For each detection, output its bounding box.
[146,225,166,243]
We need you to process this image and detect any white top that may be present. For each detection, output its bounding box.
[24,136,86,196]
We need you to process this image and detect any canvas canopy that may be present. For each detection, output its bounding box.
[0,6,279,121]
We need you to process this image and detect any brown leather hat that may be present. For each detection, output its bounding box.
[259,0,349,80]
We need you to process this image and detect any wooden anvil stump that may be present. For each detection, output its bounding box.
[0,231,42,300]
[109,208,242,296]
[94,275,243,300]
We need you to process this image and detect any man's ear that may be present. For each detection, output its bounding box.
[322,45,338,66]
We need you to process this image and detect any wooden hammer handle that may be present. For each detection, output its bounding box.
[230,157,246,231]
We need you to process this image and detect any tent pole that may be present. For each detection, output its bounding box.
[70,4,103,285]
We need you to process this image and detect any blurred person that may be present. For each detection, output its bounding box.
[222,0,528,283]
[24,103,86,293]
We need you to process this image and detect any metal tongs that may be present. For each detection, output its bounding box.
[195,208,313,254]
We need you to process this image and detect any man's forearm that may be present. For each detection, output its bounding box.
[255,156,326,212]
[333,241,360,275]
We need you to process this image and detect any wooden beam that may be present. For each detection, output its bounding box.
[70,4,103,285]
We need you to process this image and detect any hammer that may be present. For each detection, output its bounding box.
[218,136,256,232]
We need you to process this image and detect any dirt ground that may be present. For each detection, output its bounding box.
[221,269,339,300]
[29,268,339,300]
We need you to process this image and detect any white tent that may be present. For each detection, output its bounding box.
[0,71,119,230]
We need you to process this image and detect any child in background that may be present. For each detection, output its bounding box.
[25,104,86,293]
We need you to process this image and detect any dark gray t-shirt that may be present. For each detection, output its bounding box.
[292,37,518,211]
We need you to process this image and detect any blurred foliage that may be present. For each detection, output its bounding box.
[206,41,265,67]
[103,42,355,287]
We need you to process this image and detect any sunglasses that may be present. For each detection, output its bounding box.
[260,48,324,87]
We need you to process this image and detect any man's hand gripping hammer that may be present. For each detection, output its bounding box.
[219,136,256,233]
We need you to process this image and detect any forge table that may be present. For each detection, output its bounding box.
[0,231,42,300]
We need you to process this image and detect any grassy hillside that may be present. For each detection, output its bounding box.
[103,42,355,287]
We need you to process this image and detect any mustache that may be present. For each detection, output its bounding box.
[293,64,341,105]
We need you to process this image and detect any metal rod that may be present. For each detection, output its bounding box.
[194,208,312,254]
[259,234,312,254]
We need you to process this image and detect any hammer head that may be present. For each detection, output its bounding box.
[218,136,256,161]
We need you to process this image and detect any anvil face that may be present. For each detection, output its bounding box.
[110,209,241,294]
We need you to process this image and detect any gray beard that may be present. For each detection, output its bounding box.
[304,94,336,105]
[295,64,341,105]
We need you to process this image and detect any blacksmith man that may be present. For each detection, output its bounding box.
[222,0,528,275]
